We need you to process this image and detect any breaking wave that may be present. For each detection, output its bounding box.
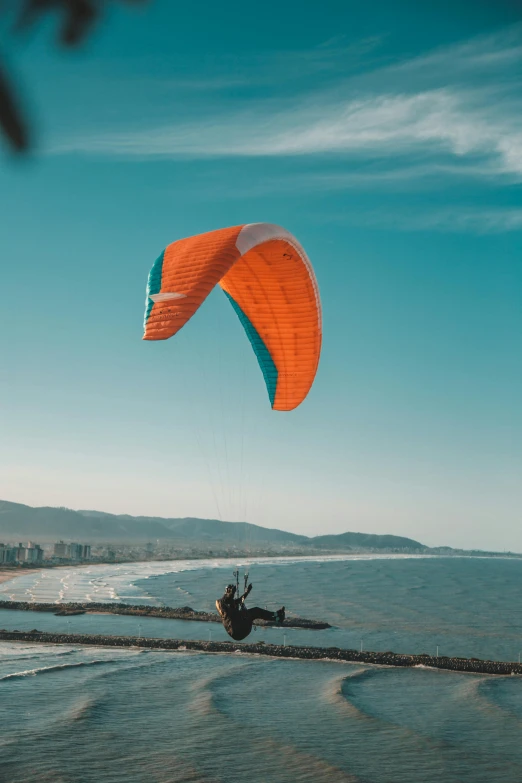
[0,659,110,681]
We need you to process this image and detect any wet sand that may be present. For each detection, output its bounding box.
[0,569,40,585]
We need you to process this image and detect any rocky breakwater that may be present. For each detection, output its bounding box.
[0,629,520,676]
[0,600,330,630]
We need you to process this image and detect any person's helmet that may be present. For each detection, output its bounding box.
[225,584,236,592]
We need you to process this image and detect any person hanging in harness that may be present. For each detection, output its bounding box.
[216,581,285,641]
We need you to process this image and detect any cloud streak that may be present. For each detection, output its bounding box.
[330,207,522,234]
[49,24,522,182]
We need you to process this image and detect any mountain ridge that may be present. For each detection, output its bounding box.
[0,499,425,551]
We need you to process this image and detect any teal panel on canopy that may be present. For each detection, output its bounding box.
[144,250,165,328]
[223,290,278,407]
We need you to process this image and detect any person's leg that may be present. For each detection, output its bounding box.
[247,607,278,622]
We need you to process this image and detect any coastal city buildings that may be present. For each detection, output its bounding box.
[0,542,44,564]
[0,541,93,565]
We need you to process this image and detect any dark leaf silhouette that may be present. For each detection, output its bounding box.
[0,59,29,151]
[14,1,99,46]
[1,1,146,153]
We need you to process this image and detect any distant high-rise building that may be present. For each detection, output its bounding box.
[68,543,83,561]
[25,543,44,563]
[16,543,27,562]
[54,541,68,558]
[53,541,91,561]
[0,545,17,563]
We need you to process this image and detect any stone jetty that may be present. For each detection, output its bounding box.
[0,600,330,630]
[0,629,520,676]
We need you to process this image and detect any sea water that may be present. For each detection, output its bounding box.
[0,556,521,782]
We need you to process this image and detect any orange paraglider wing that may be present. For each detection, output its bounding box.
[143,223,321,411]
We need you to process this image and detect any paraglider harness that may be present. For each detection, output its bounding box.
[233,570,246,602]
[233,570,250,609]
[231,569,256,631]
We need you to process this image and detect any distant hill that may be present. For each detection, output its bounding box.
[76,510,308,545]
[310,532,423,550]
[0,499,425,551]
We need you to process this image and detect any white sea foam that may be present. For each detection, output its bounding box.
[0,554,436,605]
[0,659,109,681]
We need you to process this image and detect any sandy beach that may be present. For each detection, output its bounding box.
[0,569,39,585]
[0,564,89,587]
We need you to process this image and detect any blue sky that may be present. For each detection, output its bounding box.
[1,0,522,550]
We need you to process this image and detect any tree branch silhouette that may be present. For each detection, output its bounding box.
[0,0,146,153]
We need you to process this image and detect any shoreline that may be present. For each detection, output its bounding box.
[1,551,521,593]
[0,568,41,585]
[1,629,520,676]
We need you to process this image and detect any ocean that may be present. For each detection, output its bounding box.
[1,555,521,782]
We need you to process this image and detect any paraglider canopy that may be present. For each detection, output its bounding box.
[143,223,322,411]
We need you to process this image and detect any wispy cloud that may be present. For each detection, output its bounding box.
[331,207,522,234]
[49,24,522,182]
[382,22,522,78]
